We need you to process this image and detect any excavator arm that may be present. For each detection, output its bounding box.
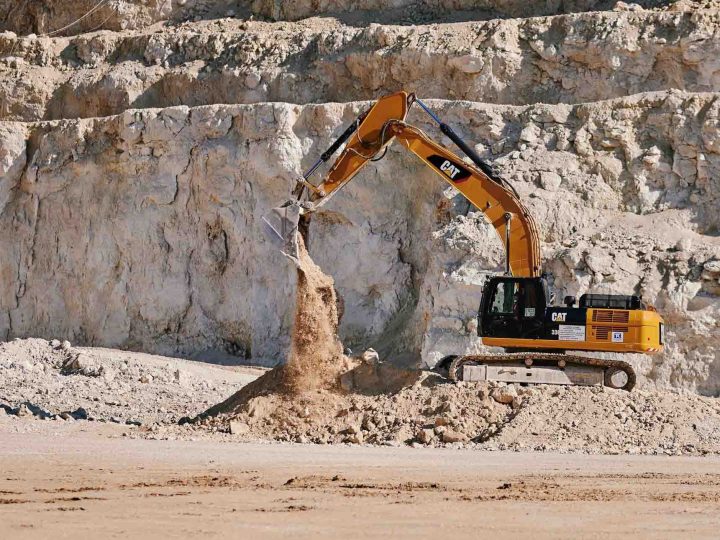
[264,91,542,277]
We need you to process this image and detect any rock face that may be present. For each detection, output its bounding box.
[2,11,720,121]
[0,1,247,36]
[249,0,687,21]
[1,92,719,392]
[0,1,718,395]
[1,0,707,37]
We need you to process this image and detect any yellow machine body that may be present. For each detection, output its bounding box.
[483,307,664,354]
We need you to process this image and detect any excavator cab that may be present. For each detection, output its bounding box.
[478,277,548,340]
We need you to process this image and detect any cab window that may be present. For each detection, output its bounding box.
[490,281,520,315]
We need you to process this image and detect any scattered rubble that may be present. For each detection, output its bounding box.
[195,370,720,455]
[2,337,720,455]
[0,338,262,426]
[191,239,720,456]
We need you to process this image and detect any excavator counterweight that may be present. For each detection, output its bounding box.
[265,91,665,390]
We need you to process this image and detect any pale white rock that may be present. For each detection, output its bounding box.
[539,171,562,191]
[360,348,380,365]
[491,386,518,405]
[101,367,116,382]
[229,420,250,435]
[449,54,484,74]
[676,238,693,252]
[4,11,720,121]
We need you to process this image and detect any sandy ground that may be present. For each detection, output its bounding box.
[2,419,720,539]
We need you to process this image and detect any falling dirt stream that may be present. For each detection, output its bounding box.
[203,234,349,416]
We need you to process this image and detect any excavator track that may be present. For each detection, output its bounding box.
[448,352,636,391]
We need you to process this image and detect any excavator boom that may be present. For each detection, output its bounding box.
[387,121,541,277]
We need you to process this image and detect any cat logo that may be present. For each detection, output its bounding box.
[440,160,461,180]
[551,312,567,322]
[427,155,471,182]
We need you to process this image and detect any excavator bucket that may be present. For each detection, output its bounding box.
[261,200,302,262]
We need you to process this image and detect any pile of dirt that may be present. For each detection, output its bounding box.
[282,235,348,394]
[197,370,720,454]
[202,372,511,446]
[197,372,720,454]
[483,383,720,454]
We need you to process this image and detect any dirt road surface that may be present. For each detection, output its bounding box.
[1,420,720,539]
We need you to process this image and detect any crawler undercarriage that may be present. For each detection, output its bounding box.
[447,352,635,391]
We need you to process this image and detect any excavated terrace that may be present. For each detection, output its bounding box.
[1,92,719,392]
[1,9,720,120]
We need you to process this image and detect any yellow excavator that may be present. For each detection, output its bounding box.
[263,91,665,391]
